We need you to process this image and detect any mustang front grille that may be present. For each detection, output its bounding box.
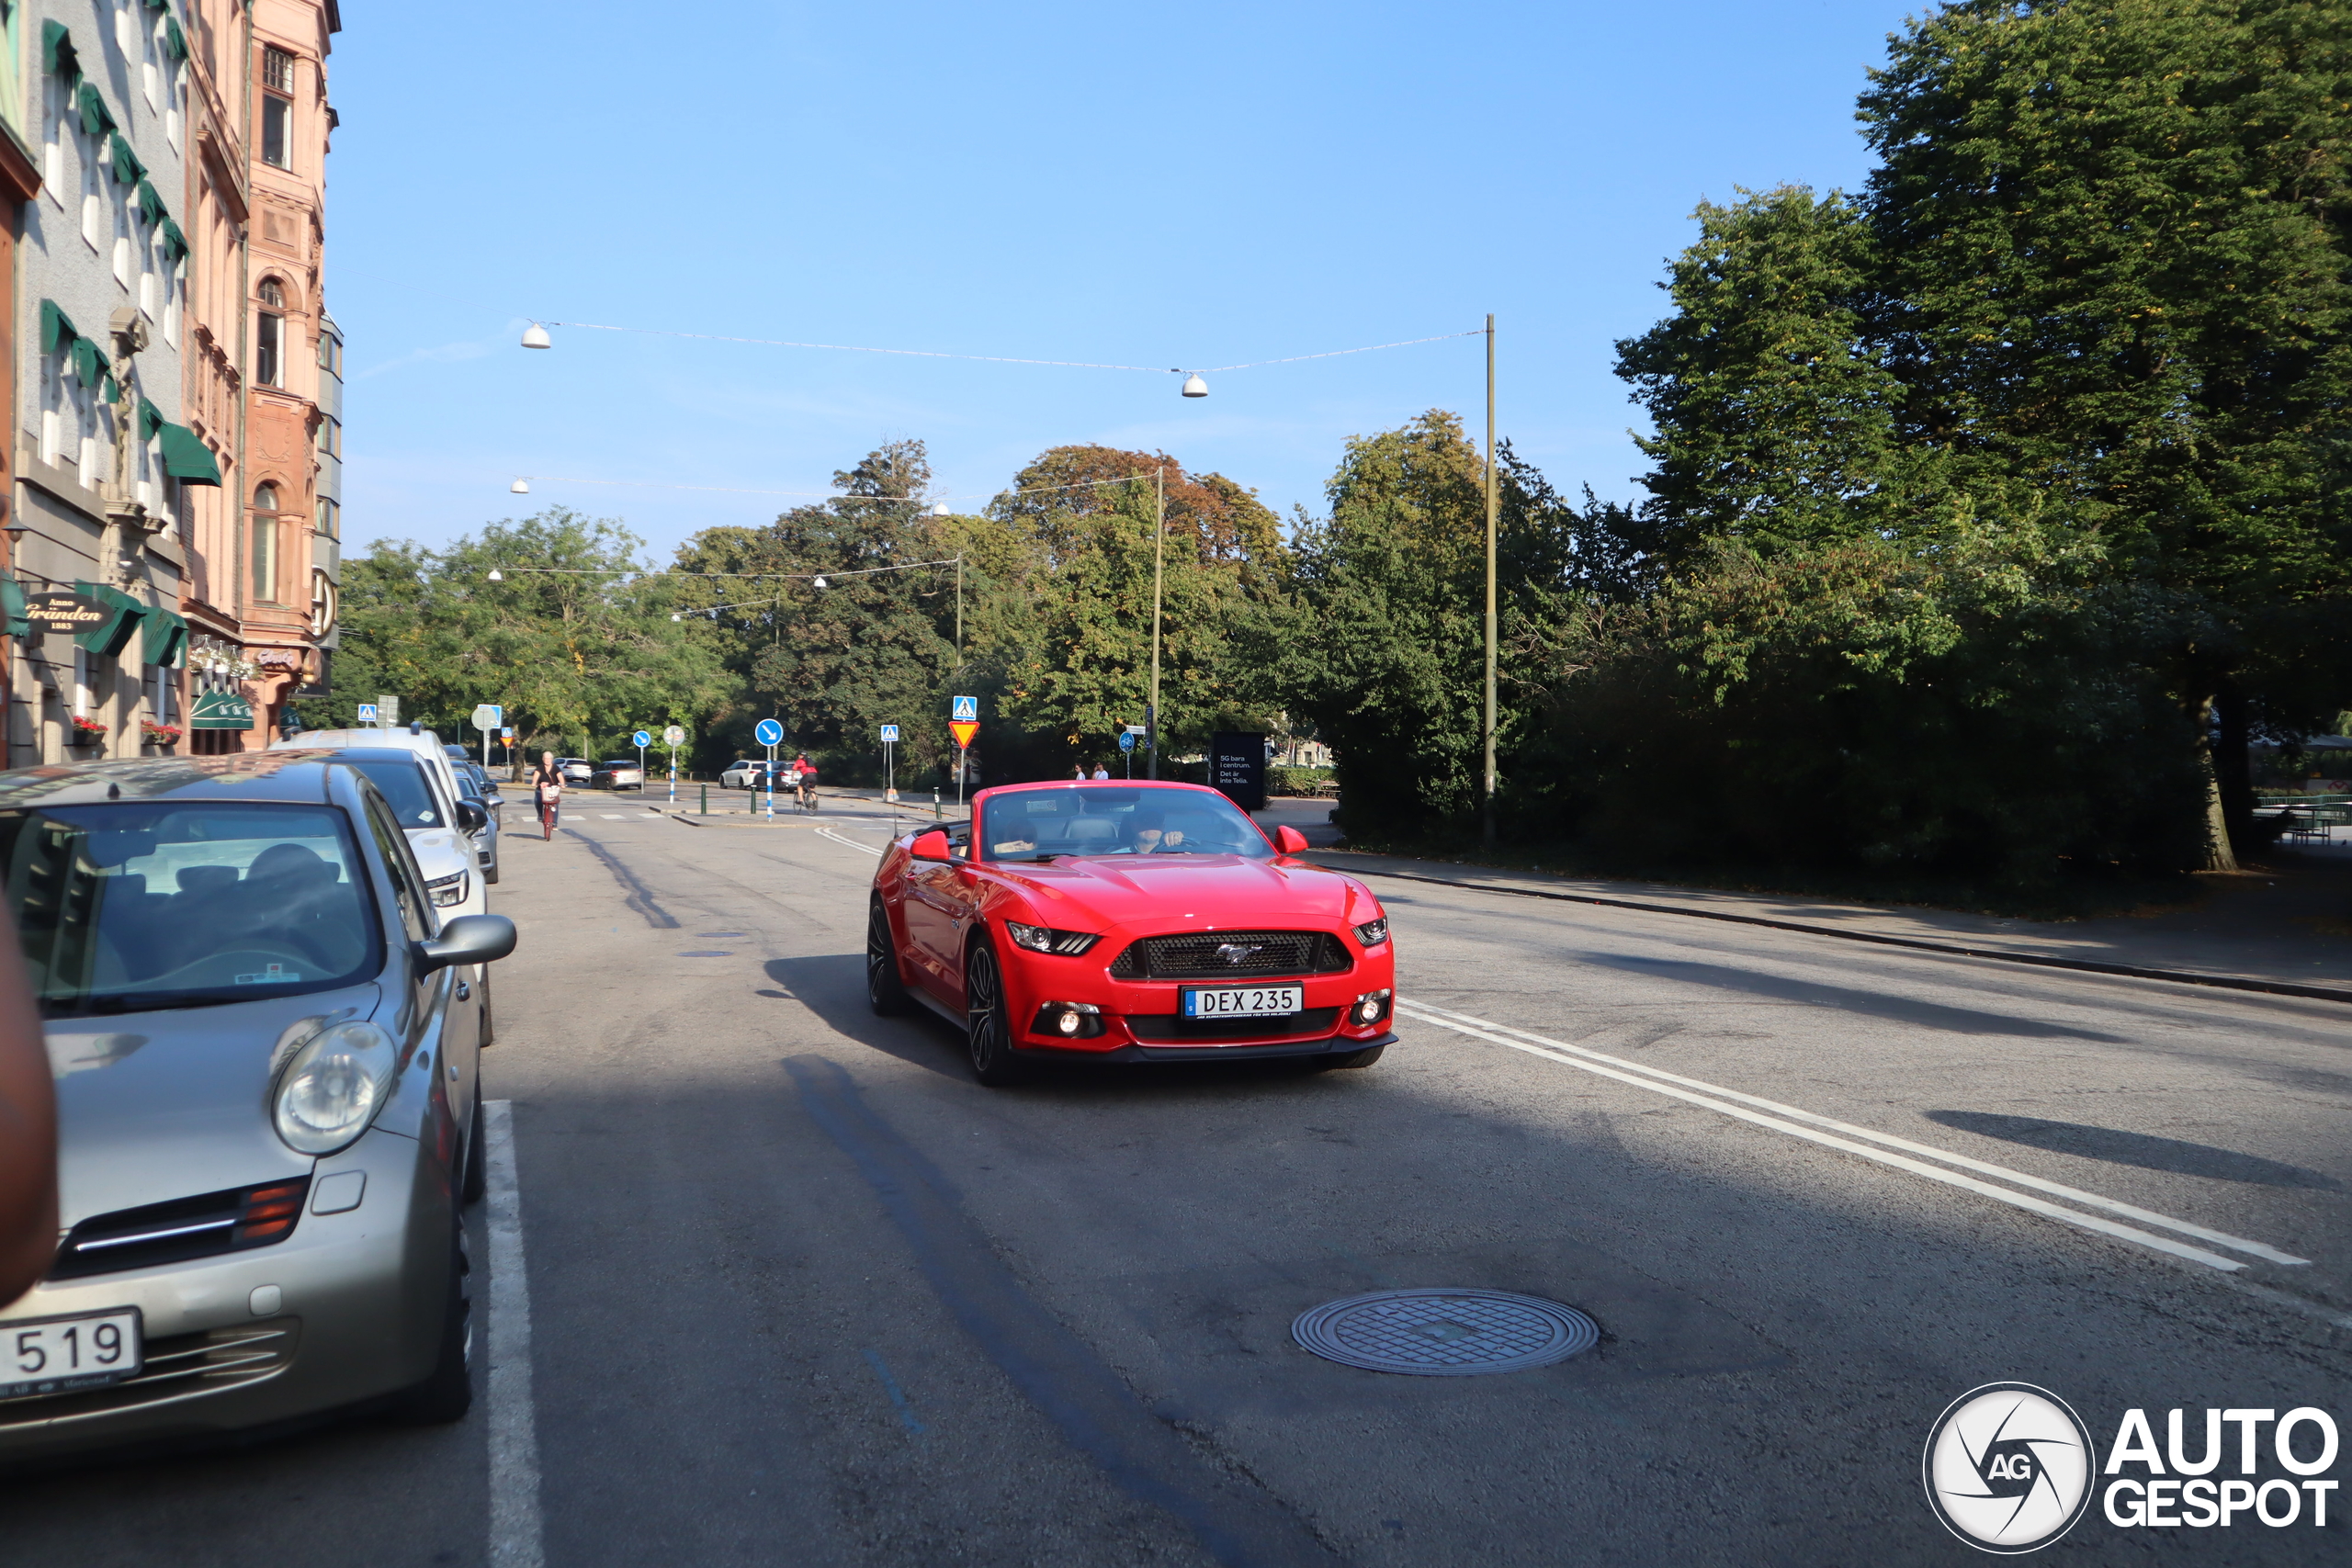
[1107,930,1351,980]
[1127,1008,1343,1042]
[48,1179,311,1281]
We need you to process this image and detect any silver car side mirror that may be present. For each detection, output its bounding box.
[456,799,489,834]
[414,914,516,973]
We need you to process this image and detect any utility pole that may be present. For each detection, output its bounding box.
[1147,468,1164,780]
[955,553,964,667]
[1483,313,1498,848]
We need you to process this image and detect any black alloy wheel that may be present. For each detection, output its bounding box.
[963,940,1031,1087]
[866,898,911,1016]
[391,1210,474,1424]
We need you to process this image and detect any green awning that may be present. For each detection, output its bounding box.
[77,82,116,138]
[108,133,144,186]
[138,398,164,441]
[190,689,254,730]
[70,336,105,390]
[40,299,77,355]
[163,17,187,63]
[160,423,222,486]
[160,218,187,263]
[135,177,166,226]
[0,578,28,641]
[42,21,78,85]
[141,0,167,10]
[144,606,188,669]
[72,583,146,659]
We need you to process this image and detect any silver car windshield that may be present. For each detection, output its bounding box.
[0,803,383,1017]
[981,788,1272,863]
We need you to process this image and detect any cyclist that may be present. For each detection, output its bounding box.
[794,753,819,813]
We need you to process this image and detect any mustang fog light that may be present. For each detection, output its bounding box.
[1352,917,1389,948]
[1032,1001,1104,1039]
[1352,988,1393,1025]
[272,1021,399,1155]
[1006,921,1102,956]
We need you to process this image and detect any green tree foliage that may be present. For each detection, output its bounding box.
[322,509,729,765]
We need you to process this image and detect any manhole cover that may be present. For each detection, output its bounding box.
[1292,1289,1598,1375]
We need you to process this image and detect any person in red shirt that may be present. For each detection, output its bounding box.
[793,753,818,812]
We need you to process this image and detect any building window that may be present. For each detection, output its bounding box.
[164,258,183,347]
[252,483,279,604]
[316,496,338,538]
[80,150,101,252]
[38,355,60,468]
[317,331,341,377]
[315,415,339,457]
[256,278,285,386]
[40,71,62,197]
[167,62,185,150]
[260,47,292,168]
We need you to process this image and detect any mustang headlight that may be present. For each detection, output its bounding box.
[427,869,470,908]
[1352,917,1389,948]
[1005,920,1101,955]
[272,1021,399,1155]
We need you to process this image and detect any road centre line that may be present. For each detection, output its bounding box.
[1395,1000,2299,1273]
[483,1100,546,1568]
[1399,999,2305,1267]
[819,827,884,856]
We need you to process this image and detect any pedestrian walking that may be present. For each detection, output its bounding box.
[1092,764,1110,781]
[533,751,564,840]
[1074,765,1087,781]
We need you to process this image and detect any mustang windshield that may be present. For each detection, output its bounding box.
[0,802,382,1016]
[981,787,1273,863]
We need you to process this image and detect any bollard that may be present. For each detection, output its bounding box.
[700,783,708,815]
[933,787,941,820]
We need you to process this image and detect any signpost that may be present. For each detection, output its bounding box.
[473,705,503,769]
[1121,723,1146,779]
[356,702,378,726]
[755,718,784,820]
[880,724,900,807]
[1209,731,1270,812]
[950,695,978,808]
[375,694,401,730]
[662,725,684,803]
[632,728,651,793]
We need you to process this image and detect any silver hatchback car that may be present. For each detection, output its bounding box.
[0,754,516,1464]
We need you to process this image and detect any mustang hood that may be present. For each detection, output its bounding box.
[45,986,385,1228]
[994,853,1377,931]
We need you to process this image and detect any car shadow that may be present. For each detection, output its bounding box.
[1924,1110,2344,1190]
[760,954,1361,1099]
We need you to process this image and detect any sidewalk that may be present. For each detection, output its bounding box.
[1300,844,2352,998]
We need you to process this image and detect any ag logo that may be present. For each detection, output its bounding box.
[1923,1383,2094,1553]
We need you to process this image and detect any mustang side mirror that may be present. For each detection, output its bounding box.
[1273,825,1309,854]
[414,914,517,973]
[455,799,489,834]
[910,829,952,863]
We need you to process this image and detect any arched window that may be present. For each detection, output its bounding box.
[255,278,285,386]
[251,483,279,604]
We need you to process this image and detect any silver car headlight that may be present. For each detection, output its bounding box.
[272,1021,399,1155]
[427,869,469,908]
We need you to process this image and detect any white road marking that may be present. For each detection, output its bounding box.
[599,813,627,819]
[1396,999,2307,1273]
[819,827,883,857]
[483,1100,545,1568]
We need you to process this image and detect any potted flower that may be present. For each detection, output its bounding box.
[141,721,182,754]
[68,716,108,751]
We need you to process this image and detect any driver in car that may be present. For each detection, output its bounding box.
[1122,814,1187,854]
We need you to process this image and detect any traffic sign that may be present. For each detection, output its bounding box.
[754,718,784,748]
[663,725,685,746]
[951,695,978,723]
[950,721,978,748]
[1118,730,1136,753]
[471,704,503,732]
[356,703,378,724]
[501,727,514,740]
[632,730,652,749]
[879,724,900,743]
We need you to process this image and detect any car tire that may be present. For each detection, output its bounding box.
[390,1213,473,1425]
[462,1092,488,1206]
[1312,1043,1386,1071]
[866,898,911,1017]
[963,940,1033,1087]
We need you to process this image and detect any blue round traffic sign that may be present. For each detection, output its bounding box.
[632,730,651,749]
[1118,731,1136,752]
[754,719,785,747]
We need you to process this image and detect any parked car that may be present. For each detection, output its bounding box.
[556,758,594,785]
[282,748,492,919]
[272,727,490,889]
[721,759,775,790]
[0,753,518,1462]
[456,773,501,886]
[867,781,1394,1084]
[590,759,644,791]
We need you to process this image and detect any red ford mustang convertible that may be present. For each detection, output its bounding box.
[867,781,1396,1083]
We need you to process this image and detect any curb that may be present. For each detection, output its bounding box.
[1306,856,2352,1008]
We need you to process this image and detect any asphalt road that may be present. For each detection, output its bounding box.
[4,800,2346,1564]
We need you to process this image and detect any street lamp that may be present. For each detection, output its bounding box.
[1181,374,1207,398]
[510,479,530,493]
[487,569,504,582]
[812,576,828,589]
[929,502,951,517]
[521,322,551,349]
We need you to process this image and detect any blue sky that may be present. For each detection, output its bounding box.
[332,0,1921,561]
